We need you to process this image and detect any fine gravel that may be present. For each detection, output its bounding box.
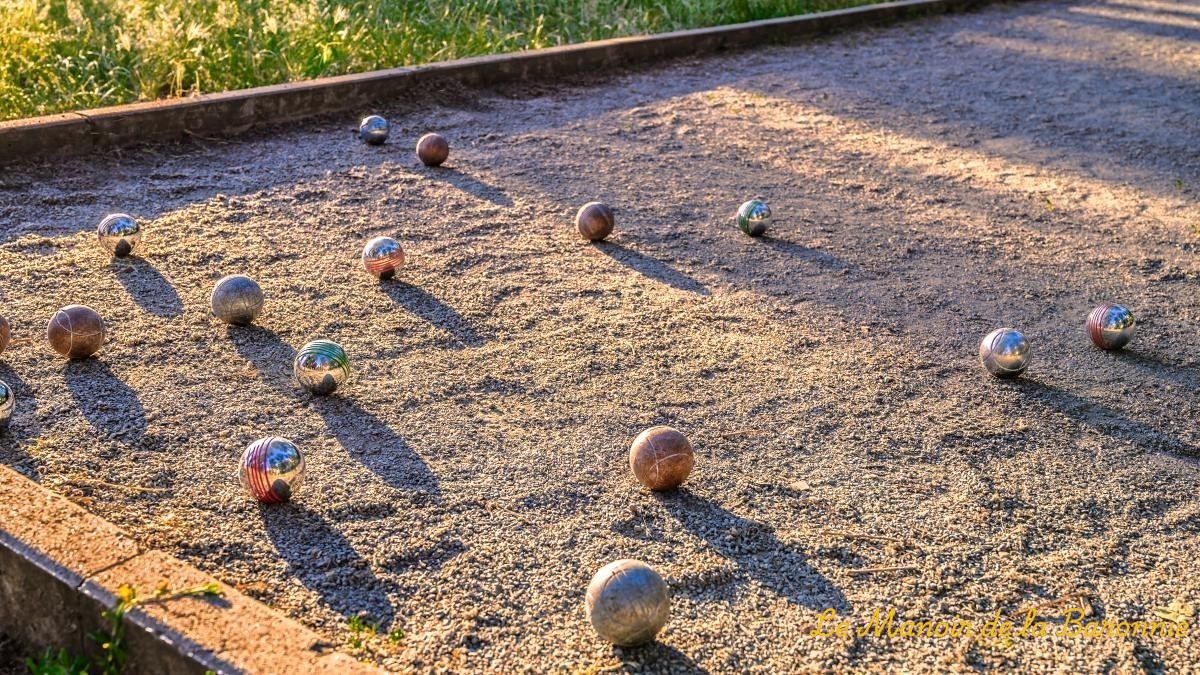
[1,0,1198,672]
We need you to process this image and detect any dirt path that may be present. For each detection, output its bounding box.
[1,0,1198,671]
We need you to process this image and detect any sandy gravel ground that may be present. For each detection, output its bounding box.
[1,0,1199,672]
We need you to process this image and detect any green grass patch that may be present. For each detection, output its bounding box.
[0,0,881,121]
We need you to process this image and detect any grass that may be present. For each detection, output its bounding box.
[0,0,879,121]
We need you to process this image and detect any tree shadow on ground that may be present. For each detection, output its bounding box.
[262,504,396,630]
[63,359,146,443]
[656,489,848,612]
[378,282,483,349]
[109,258,183,318]
[417,166,513,207]
[229,325,441,495]
[610,643,709,674]
[1016,378,1198,457]
[594,242,710,296]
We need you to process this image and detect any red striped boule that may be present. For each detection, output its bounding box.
[416,133,449,167]
[0,315,9,356]
[46,305,106,359]
[629,426,693,491]
[576,202,614,241]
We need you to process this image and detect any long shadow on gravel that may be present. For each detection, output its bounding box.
[594,242,710,296]
[230,325,441,495]
[262,504,396,630]
[1016,379,1199,457]
[657,489,848,612]
[109,258,184,318]
[757,236,852,273]
[63,360,146,444]
[611,643,708,675]
[418,166,514,207]
[379,282,483,349]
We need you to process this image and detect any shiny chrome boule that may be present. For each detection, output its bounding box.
[210,274,264,325]
[979,328,1031,378]
[0,380,13,428]
[361,236,405,280]
[294,339,350,395]
[736,199,771,237]
[359,115,389,145]
[586,559,670,646]
[97,213,142,257]
[1087,303,1135,350]
[238,437,305,503]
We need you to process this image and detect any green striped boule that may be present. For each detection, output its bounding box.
[736,199,772,237]
[293,339,350,395]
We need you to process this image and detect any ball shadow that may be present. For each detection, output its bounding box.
[378,282,483,349]
[62,359,146,443]
[109,258,184,318]
[229,325,441,495]
[757,236,852,273]
[1015,379,1198,457]
[612,643,709,674]
[656,489,848,612]
[593,242,710,296]
[261,504,396,630]
[1113,349,1200,392]
[419,166,513,207]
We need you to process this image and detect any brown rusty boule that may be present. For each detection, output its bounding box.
[629,425,693,491]
[47,305,106,359]
[0,315,9,357]
[575,201,614,241]
[416,133,449,167]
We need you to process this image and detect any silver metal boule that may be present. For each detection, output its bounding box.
[211,274,264,325]
[361,236,406,280]
[238,436,306,503]
[1087,303,1136,350]
[294,339,350,395]
[97,213,143,257]
[359,115,390,145]
[736,199,771,237]
[979,327,1031,378]
[585,559,670,646]
[0,379,13,428]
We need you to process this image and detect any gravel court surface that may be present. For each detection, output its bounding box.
[1,0,1199,672]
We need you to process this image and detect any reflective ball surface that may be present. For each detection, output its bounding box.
[586,559,670,646]
[47,305,106,359]
[0,315,10,357]
[1087,303,1135,350]
[629,426,693,491]
[416,133,449,167]
[239,437,305,503]
[294,339,350,395]
[359,115,389,145]
[576,202,615,241]
[96,213,142,257]
[362,236,406,280]
[0,380,13,428]
[211,274,264,325]
[736,199,771,237]
[979,328,1031,378]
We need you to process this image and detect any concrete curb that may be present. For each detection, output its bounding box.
[0,466,381,674]
[0,0,1008,162]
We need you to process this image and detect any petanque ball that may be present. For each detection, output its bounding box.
[359,115,390,145]
[629,425,694,491]
[979,327,1031,378]
[211,274,264,325]
[736,199,772,237]
[0,380,13,429]
[294,339,350,395]
[47,305,106,359]
[0,315,9,357]
[586,559,670,646]
[96,213,143,257]
[576,202,615,242]
[238,437,306,503]
[416,133,449,167]
[1086,303,1135,350]
[361,236,406,280]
